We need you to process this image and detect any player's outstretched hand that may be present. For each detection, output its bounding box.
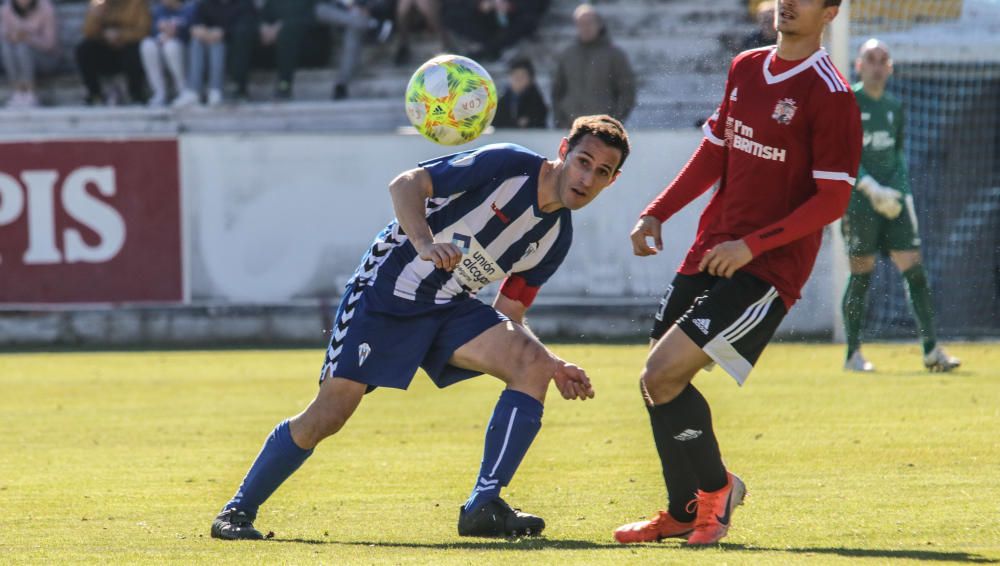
[630,215,663,256]
[416,241,464,271]
[699,239,753,278]
[552,361,595,401]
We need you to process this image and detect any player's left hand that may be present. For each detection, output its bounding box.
[552,361,595,401]
[699,240,753,278]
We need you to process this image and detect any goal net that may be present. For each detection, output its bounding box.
[837,0,1000,340]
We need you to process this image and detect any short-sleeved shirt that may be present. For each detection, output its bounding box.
[349,143,572,314]
[687,46,862,307]
[853,83,910,193]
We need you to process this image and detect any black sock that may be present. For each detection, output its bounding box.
[653,383,727,493]
[646,403,699,522]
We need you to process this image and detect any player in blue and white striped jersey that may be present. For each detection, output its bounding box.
[212,115,631,541]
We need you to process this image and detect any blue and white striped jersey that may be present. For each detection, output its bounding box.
[348,143,572,310]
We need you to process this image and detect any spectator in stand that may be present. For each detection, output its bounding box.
[315,0,390,100]
[493,56,547,129]
[442,0,549,62]
[140,0,195,107]
[394,0,453,66]
[76,0,151,105]
[259,0,315,100]
[0,0,59,108]
[740,1,776,51]
[174,0,257,107]
[551,4,635,128]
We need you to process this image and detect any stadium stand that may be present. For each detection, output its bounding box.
[0,0,752,134]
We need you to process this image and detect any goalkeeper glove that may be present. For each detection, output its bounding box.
[856,175,903,219]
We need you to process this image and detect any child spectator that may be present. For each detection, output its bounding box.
[140,0,194,107]
[493,56,547,129]
[0,0,59,108]
[174,0,256,107]
[75,0,151,105]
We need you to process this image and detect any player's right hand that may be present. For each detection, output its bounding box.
[415,241,464,271]
[630,215,663,257]
[552,361,595,401]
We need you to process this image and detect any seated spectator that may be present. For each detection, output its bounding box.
[741,1,776,51]
[551,4,635,128]
[259,0,315,100]
[75,0,151,105]
[140,0,195,107]
[394,0,453,66]
[315,0,389,100]
[174,0,256,107]
[0,0,59,108]
[442,0,548,62]
[493,56,546,129]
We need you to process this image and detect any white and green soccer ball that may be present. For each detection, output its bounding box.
[405,54,498,146]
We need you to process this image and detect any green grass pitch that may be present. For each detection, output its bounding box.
[1,343,998,564]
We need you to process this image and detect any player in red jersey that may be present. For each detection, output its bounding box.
[613,0,861,546]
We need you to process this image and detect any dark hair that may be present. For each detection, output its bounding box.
[507,56,535,78]
[824,0,842,6]
[566,115,630,172]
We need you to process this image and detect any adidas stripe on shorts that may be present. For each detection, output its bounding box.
[650,271,787,385]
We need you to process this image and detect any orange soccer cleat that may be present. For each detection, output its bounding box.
[614,510,695,543]
[685,472,747,546]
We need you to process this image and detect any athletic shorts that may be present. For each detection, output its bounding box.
[650,271,787,385]
[842,191,921,256]
[318,283,507,391]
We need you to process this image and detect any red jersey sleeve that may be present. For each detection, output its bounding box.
[809,82,863,188]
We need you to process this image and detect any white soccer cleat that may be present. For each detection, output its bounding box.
[924,346,961,373]
[844,350,875,372]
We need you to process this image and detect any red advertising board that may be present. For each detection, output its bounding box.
[0,139,183,304]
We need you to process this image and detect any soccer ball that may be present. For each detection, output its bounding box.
[405,54,497,146]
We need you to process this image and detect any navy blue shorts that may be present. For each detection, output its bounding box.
[318,284,508,391]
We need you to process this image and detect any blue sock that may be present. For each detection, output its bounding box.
[463,389,543,513]
[223,419,313,520]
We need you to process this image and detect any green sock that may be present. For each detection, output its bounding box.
[902,265,937,355]
[842,272,872,359]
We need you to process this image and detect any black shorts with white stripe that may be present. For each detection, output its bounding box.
[650,271,787,385]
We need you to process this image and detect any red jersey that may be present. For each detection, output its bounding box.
[678,46,862,307]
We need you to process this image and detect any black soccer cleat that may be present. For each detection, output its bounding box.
[211,508,265,540]
[457,498,545,538]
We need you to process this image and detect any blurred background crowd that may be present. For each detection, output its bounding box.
[0,0,775,128]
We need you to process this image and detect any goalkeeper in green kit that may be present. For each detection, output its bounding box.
[841,38,960,373]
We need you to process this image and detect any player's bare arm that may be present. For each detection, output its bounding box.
[388,168,462,271]
[630,215,663,256]
[492,293,595,401]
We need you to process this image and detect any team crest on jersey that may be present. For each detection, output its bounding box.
[358,343,372,366]
[451,233,472,254]
[521,242,538,260]
[771,98,797,125]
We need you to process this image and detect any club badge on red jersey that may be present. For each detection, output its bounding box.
[771,98,797,125]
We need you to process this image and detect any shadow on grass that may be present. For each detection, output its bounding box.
[272,538,619,550]
[272,538,998,562]
[716,543,997,563]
